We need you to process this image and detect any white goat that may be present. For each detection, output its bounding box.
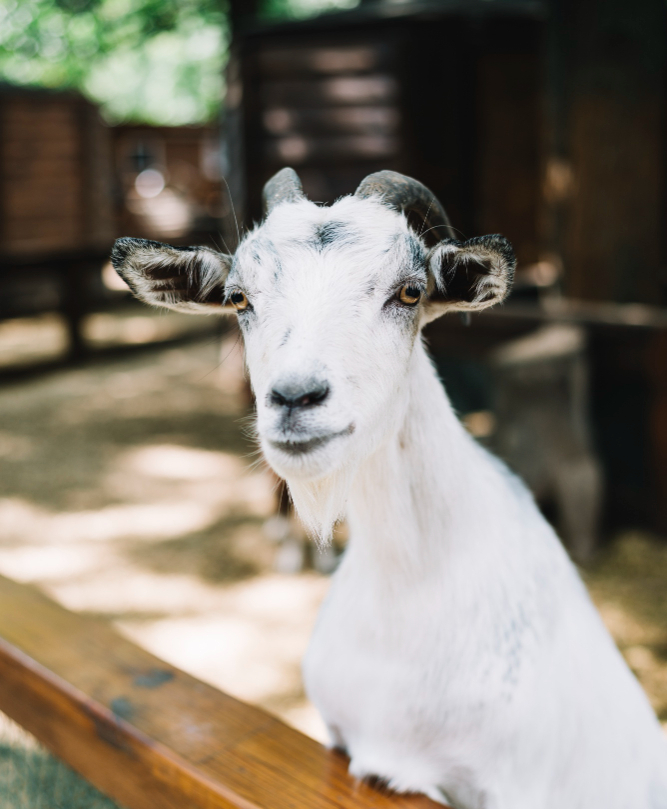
[112,168,667,809]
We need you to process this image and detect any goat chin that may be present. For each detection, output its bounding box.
[286,465,356,548]
[297,343,667,809]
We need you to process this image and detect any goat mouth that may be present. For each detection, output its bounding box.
[269,425,354,456]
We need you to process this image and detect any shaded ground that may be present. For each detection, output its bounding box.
[0,313,328,740]
[0,310,664,752]
[583,533,667,724]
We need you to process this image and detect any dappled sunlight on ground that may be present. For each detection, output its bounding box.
[583,533,667,729]
[117,572,328,736]
[0,315,69,367]
[0,326,664,744]
[83,307,215,349]
[0,330,328,742]
[0,306,219,370]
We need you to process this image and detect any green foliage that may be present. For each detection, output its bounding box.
[0,0,228,125]
[0,0,361,125]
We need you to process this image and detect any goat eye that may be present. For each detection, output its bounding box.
[230,290,249,311]
[398,285,422,306]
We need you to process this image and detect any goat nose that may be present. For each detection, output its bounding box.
[269,379,330,409]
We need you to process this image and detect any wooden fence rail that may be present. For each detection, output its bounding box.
[0,575,443,809]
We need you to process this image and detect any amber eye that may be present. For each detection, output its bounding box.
[230,290,249,312]
[398,285,422,306]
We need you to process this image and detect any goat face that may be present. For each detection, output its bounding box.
[111,169,515,484]
[230,195,430,481]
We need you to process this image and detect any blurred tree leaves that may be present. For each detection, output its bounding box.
[0,0,359,125]
[0,0,228,124]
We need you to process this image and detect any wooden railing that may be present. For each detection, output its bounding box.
[0,575,444,809]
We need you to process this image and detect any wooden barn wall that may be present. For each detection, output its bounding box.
[232,12,543,266]
[0,91,113,257]
[238,31,404,221]
[548,0,667,305]
[81,102,115,250]
[112,124,223,241]
[476,50,542,265]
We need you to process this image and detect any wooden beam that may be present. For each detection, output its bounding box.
[0,575,445,809]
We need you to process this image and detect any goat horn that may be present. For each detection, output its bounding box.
[262,167,305,215]
[355,170,456,243]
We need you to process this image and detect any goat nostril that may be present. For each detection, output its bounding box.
[270,389,288,407]
[269,382,329,409]
[301,386,329,406]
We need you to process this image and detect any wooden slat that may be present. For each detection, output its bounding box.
[3,159,81,180]
[260,76,398,108]
[3,132,79,157]
[257,46,384,76]
[262,106,399,137]
[0,576,445,809]
[265,133,398,164]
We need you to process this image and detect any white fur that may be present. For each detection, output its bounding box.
[124,191,667,808]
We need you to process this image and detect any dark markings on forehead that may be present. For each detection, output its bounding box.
[407,234,427,269]
[251,237,277,263]
[314,221,357,250]
[384,234,428,280]
[279,328,292,347]
[384,233,401,254]
[273,255,283,281]
[244,236,283,279]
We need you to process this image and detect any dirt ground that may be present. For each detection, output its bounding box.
[0,310,665,745]
[0,312,328,740]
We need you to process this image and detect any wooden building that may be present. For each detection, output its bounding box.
[227,0,667,535]
[0,85,115,354]
[0,87,226,357]
[112,124,225,243]
[227,0,544,267]
[0,84,114,257]
[228,0,667,303]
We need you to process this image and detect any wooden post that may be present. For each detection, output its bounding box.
[545,0,667,304]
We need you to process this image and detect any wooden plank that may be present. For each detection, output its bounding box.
[0,576,445,809]
[4,102,79,129]
[257,46,383,76]
[476,52,541,266]
[3,235,81,255]
[6,191,80,213]
[262,106,398,137]
[647,330,667,532]
[260,76,398,108]
[0,247,110,266]
[2,139,79,161]
[3,221,80,241]
[3,159,81,180]
[550,0,666,304]
[265,133,398,165]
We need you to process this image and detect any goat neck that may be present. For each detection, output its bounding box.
[345,340,491,583]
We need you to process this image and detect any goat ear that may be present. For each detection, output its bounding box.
[424,235,515,320]
[111,237,233,314]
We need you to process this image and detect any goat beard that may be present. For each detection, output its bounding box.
[286,462,357,548]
